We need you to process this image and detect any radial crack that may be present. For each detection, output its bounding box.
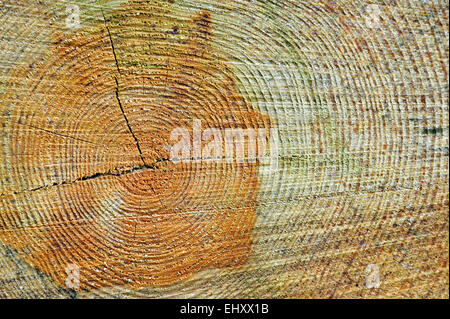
[102,9,121,75]
[0,158,170,198]
[17,122,98,145]
[114,76,147,166]
[101,10,146,166]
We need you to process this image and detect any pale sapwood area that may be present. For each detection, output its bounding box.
[0,0,448,298]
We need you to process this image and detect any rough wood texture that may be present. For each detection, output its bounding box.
[0,0,448,298]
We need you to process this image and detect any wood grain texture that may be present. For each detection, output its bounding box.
[0,0,448,298]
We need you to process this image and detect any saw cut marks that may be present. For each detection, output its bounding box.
[0,0,448,298]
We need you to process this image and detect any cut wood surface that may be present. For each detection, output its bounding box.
[0,0,448,298]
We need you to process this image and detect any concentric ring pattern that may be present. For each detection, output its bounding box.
[0,0,270,290]
[0,0,448,298]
